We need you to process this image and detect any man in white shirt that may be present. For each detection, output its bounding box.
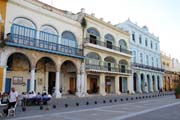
[3,87,18,115]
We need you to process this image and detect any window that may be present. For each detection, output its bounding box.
[61,31,77,47]
[156,58,158,67]
[145,38,148,46]
[132,31,135,41]
[133,51,136,63]
[140,53,143,64]
[139,35,142,44]
[119,39,127,49]
[151,41,153,49]
[152,57,154,66]
[146,55,149,65]
[105,34,114,49]
[155,43,158,50]
[39,25,58,43]
[87,27,100,44]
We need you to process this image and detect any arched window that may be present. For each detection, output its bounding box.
[12,17,36,38]
[61,31,77,47]
[119,39,127,49]
[119,60,128,73]
[104,34,115,49]
[86,52,101,65]
[39,25,58,43]
[104,56,116,71]
[87,27,100,44]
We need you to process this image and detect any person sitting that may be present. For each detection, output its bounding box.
[42,93,50,105]
[27,92,35,105]
[36,92,42,105]
[1,92,9,104]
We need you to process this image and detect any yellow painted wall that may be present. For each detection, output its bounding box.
[0,67,3,91]
[0,0,7,33]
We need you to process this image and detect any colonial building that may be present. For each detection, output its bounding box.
[0,0,7,92]
[161,52,180,91]
[1,0,84,98]
[0,0,132,97]
[77,10,132,95]
[116,20,163,93]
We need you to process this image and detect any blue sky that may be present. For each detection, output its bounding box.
[40,0,180,60]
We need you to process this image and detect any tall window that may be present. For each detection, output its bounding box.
[146,55,149,65]
[151,41,153,49]
[87,27,100,44]
[61,31,77,47]
[39,25,58,43]
[105,34,114,49]
[133,51,136,63]
[139,35,142,44]
[156,58,158,67]
[132,31,135,41]
[152,57,154,67]
[12,17,36,38]
[155,43,158,50]
[145,38,148,47]
[140,53,143,64]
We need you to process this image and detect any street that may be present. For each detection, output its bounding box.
[8,96,180,120]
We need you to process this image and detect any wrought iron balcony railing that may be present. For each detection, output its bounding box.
[132,62,164,72]
[6,34,83,58]
[85,64,132,74]
[84,38,132,55]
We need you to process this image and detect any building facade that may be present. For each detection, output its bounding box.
[161,52,180,91]
[116,20,163,93]
[0,0,7,92]
[0,0,132,97]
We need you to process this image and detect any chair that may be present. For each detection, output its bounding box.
[7,103,17,117]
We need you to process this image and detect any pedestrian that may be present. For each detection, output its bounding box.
[3,87,18,116]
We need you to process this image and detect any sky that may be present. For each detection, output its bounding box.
[40,0,180,60]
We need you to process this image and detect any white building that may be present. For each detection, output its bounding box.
[116,19,163,93]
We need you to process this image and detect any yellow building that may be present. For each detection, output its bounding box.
[161,52,180,91]
[0,0,7,92]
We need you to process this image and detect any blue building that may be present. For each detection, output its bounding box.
[116,19,163,93]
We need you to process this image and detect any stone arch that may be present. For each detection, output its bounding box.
[104,33,115,45]
[86,52,101,60]
[6,52,32,71]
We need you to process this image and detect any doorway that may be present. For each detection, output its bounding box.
[90,78,98,93]
[5,78,11,93]
[90,35,97,44]
[48,72,56,94]
[69,77,76,94]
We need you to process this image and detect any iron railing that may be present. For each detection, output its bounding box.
[132,62,164,72]
[6,34,83,57]
[84,38,132,55]
[85,64,132,74]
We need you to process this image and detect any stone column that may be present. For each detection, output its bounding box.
[154,75,158,92]
[149,74,153,92]
[76,73,81,97]
[115,75,121,95]
[144,73,148,93]
[127,77,131,93]
[137,73,142,93]
[130,69,134,94]
[2,66,7,92]
[159,74,163,89]
[99,73,106,96]
[30,68,35,92]
[55,71,61,98]
[45,71,48,92]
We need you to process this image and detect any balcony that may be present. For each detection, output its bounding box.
[6,34,83,59]
[5,24,83,59]
[85,64,132,74]
[84,38,132,56]
[132,62,164,72]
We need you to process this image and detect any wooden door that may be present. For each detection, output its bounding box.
[69,77,75,94]
[90,78,97,93]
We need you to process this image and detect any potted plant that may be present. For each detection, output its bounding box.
[175,87,180,99]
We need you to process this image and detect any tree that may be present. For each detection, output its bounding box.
[80,17,87,41]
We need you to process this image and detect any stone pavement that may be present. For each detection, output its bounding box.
[5,95,180,120]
